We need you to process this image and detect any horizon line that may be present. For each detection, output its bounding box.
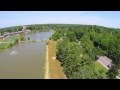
[0,23,119,29]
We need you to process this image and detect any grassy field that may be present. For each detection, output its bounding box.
[4,35,20,42]
[0,34,24,52]
[95,61,108,72]
[94,61,108,78]
[46,40,67,79]
[0,43,10,48]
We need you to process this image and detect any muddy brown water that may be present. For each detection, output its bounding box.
[0,32,52,79]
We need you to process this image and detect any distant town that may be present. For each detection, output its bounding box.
[0,26,31,40]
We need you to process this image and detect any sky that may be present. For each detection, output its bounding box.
[0,11,120,28]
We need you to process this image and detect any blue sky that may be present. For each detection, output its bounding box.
[0,11,120,28]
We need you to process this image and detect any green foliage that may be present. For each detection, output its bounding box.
[19,34,25,41]
[50,24,120,79]
[108,65,119,79]
[14,39,19,44]
[51,31,61,41]
[28,37,30,41]
[94,62,108,79]
[74,31,84,41]
[0,42,14,51]
[66,31,76,42]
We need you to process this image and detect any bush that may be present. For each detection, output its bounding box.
[14,39,19,44]
[28,37,30,40]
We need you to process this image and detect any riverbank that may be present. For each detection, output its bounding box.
[0,34,25,52]
[44,40,67,79]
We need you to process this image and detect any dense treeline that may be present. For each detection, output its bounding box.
[0,26,23,35]
[50,24,120,79]
[26,24,52,32]
[0,24,52,35]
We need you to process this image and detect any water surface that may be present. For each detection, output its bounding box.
[0,31,52,79]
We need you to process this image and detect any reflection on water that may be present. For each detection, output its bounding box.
[10,51,17,56]
[0,32,52,79]
[25,31,52,41]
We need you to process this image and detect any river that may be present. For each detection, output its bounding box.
[0,31,52,79]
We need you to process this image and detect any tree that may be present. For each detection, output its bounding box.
[51,31,61,41]
[19,34,25,41]
[14,39,19,44]
[28,37,30,40]
[108,65,119,79]
[66,31,76,42]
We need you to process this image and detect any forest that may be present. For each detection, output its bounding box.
[50,24,120,79]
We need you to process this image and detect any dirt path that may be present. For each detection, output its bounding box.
[44,40,67,79]
[44,45,49,79]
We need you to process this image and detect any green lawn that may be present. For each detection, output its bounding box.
[0,43,8,48]
[95,61,108,72]
[0,35,21,52]
[94,61,108,79]
[4,35,20,42]
[0,43,12,52]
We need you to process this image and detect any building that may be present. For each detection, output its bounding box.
[0,26,31,40]
[96,56,113,70]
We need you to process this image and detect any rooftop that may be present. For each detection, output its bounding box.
[97,56,113,70]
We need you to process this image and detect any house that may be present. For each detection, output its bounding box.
[96,55,113,70]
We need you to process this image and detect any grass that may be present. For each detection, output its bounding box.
[5,35,20,42]
[95,61,108,72]
[0,43,13,52]
[47,40,67,79]
[0,43,8,48]
[94,61,108,79]
[0,34,23,52]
